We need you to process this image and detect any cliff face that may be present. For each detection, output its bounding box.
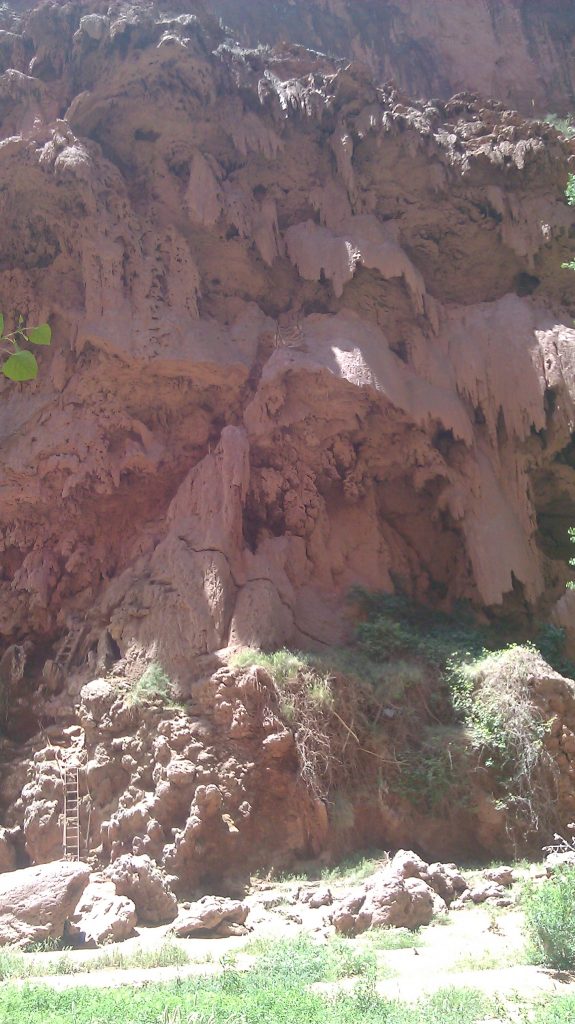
[208,0,575,116]
[0,0,573,720]
[0,0,573,878]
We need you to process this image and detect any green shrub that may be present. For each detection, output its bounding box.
[231,647,386,799]
[396,727,466,811]
[125,662,179,708]
[545,114,575,139]
[523,868,575,969]
[535,624,575,679]
[449,645,554,829]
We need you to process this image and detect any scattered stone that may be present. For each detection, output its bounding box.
[172,896,249,937]
[0,860,90,947]
[469,881,513,906]
[298,886,333,908]
[483,866,514,886]
[308,887,333,909]
[107,854,178,924]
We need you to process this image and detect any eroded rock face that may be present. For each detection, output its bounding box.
[0,2,572,731]
[68,877,136,945]
[106,854,178,925]
[0,0,573,882]
[208,0,575,116]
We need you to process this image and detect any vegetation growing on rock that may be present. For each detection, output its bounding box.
[0,315,51,381]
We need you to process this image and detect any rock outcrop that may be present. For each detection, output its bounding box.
[209,0,575,117]
[0,860,90,946]
[0,0,573,884]
[0,1,573,720]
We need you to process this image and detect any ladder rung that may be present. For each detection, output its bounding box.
[62,763,80,861]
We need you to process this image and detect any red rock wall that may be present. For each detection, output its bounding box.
[0,1,573,718]
[209,0,575,115]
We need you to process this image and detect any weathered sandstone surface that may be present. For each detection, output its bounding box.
[0,0,573,885]
[0,859,90,946]
[209,0,575,116]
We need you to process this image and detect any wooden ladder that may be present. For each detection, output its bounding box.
[63,764,80,861]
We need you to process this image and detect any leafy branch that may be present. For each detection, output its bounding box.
[0,314,51,382]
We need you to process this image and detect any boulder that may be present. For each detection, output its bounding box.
[172,895,249,937]
[469,881,512,906]
[107,853,177,924]
[79,679,116,723]
[68,878,136,945]
[402,877,437,925]
[330,892,366,935]
[390,850,429,879]
[309,887,333,909]
[484,865,514,887]
[0,860,90,946]
[423,862,468,904]
[78,14,108,40]
[332,873,434,935]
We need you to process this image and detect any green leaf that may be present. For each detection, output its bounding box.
[27,323,51,346]
[0,313,4,337]
[2,350,38,381]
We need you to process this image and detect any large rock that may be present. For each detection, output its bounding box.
[107,854,177,925]
[172,896,249,937]
[331,872,434,936]
[68,878,137,945]
[0,860,90,946]
[423,862,468,905]
[390,850,429,880]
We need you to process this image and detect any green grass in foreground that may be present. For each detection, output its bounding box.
[0,940,191,980]
[531,996,575,1023]
[0,935,500,1024]
[0,980,500,1024]
[354,927,425,951]
[2,932,574,1023]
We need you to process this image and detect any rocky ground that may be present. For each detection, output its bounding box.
[1,850,574,1015]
